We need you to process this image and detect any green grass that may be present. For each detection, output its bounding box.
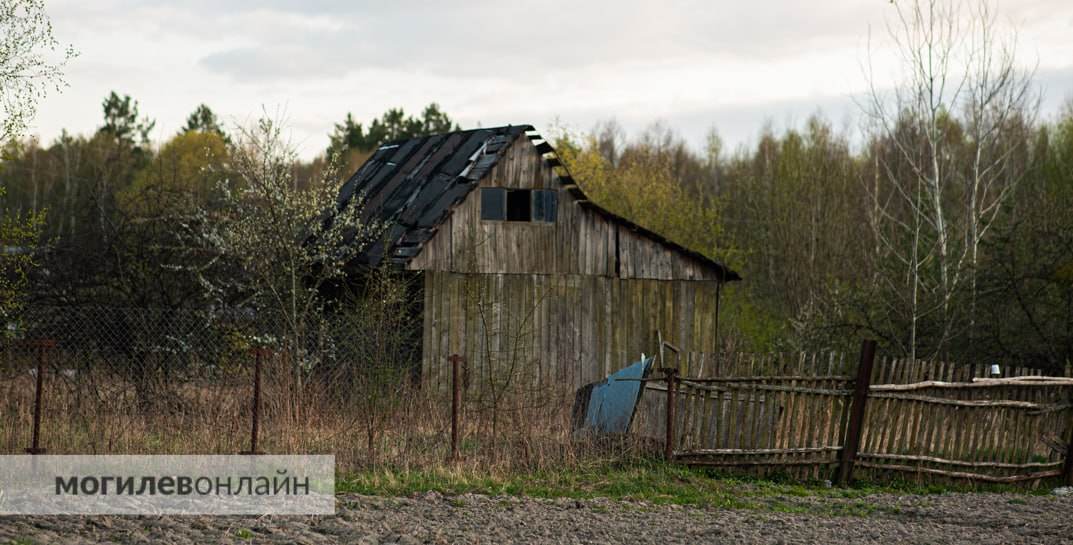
[337,459,1045,516]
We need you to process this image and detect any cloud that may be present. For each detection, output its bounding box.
[200,46,340,80]
[33,0,1073,160]
[1037,65,1073,112]
[190,0,888,82]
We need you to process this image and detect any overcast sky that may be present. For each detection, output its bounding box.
[31,0,1073,159]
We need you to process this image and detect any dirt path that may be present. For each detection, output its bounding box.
[2,491,1071,544]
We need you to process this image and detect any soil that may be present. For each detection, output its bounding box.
[1,490,1071,544]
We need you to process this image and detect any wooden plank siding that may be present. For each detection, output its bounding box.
[409,133,729,390]
[420,270,721,394]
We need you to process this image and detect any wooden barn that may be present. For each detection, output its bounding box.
[336,125,740,391]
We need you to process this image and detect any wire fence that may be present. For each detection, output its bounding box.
[0,306,600,472]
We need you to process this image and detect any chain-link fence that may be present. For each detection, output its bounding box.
[0,305,595,472]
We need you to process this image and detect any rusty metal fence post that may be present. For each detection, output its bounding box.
[241,348,266,455]
[26,339,54,455]
[835,339,876,485]
[449,354,464,461]
[663,367,679,461]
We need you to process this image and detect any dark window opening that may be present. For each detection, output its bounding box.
[480,188,505,220]
[506,189,532,221]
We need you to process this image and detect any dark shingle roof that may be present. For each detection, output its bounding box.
[337,125,740,282]
[338,125,532,268]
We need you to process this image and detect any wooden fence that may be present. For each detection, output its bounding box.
[632,343,1073,487]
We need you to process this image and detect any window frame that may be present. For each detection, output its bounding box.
[479,186,556,226]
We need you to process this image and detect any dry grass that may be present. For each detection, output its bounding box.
[0,351,651,476]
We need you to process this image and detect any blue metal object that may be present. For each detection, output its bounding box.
[573,356,654,435]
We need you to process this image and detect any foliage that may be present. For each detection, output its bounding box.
[0,0,75,140]
[99,91,155,150]
[181,103,229,142]
[856,0,1037,360]
[327,103,459,157]
[0,92,158,306]
[720,119,868,352]
[198,116,377,370]
[112,130,232,308]
[971,107,1073,369]
[118,130,229,217]
[553,127,731,266]
[0,185,43,318]
[0,2,1069,368]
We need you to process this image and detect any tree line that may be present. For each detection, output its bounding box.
[1,0,1070,370]
[547,2,1073,370]
[0,95,453,311]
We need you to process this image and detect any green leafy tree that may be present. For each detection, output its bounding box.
[111,130,231,308]
[554,127,731,270]
[327,113,365,155]
[99,91,155,149]
[182,103,229,142]
[120,130,229,216]
[0,0,76,140]
[327,103,459,157]
[973,106,1073,369]
[718,118,868,351]
[417,103,456,135]
[5,93,158,306]
[0,186,44,319]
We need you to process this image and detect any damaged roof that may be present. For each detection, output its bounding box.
[337,124,740,282]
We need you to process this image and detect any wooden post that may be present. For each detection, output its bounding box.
[713,281,722,356]
[1063,397,1073,486]
[663,367,679,461]
[26,340,53,455]
[449,354,464,461]
[241,348,265,455]
[835,339,876,485]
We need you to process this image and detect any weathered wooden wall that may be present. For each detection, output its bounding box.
[420,270,721,393]
[409,134,720,281]
[409,132,728,389]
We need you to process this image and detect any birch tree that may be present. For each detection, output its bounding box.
[0,0,75,140]
[861,0,1037,360]
[0,0,70,316]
